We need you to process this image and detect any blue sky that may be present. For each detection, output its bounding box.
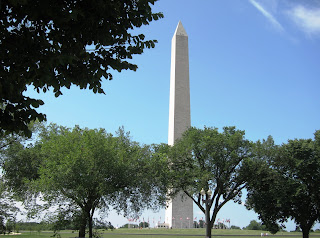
[26,0,320,231]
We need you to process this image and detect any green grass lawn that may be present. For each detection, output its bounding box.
[4,229,319,238]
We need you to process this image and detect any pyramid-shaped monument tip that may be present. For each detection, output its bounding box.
[174,21,187,36]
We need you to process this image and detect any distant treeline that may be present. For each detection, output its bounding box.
[9,219,114,232]
[15,221,49,231]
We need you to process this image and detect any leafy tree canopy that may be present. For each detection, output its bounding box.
[243,220,267,231]
[0,131,29,224]
[168,126,253,238]
[139,221,149,228]
[0,0,163,137]
[3,123,167,238]
[231,225,241,230]
[246,131,320,238]
[0,178,19,226]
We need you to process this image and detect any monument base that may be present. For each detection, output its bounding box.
[165,191,193,229]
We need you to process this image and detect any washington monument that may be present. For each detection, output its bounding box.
[165,21,193,228]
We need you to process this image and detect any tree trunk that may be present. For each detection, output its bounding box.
[205,219,212,238]
[302,228,309,238]
[205,197,211,238]
[88,213,93,238]
[79,211,87,238]
[79,216,86,238]
[301,224,311,238]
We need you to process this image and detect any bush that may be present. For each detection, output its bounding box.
[244,220,267,231]
[231,225,241,229]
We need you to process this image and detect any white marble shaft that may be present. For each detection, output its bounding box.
[165,21,193,229]
[168,21,191,146]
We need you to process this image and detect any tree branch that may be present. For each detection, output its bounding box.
[184,190,205,214]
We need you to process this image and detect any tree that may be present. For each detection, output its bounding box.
[215,222,227,229]
[0,178,19,235]
[0,0,163,137]
[230,225,241,230]
[5,218,15,234]
[199,219,205,228]
[121,223,138,229]
[193,221,199,228]
[3,124,166,238]
[0,132,22,228]
[2,140,41,200]
[168,126,253,238]
[93,219,114,230]
[244,220,266,231]
[246,132,320,238]
[139,221,149,228]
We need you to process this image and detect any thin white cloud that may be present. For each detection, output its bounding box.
[248,0,284,32]
[287,5,320,36]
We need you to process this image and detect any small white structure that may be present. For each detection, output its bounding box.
[156,223,170,229]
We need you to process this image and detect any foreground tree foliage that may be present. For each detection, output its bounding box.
[0,130,34,224]
[3,124,167,238]
[0,178,19,232]
[246,132,320,238]
[0,0,163,137]
[168,126,253,238]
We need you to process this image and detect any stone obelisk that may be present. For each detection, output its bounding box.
[165,21,193,229]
